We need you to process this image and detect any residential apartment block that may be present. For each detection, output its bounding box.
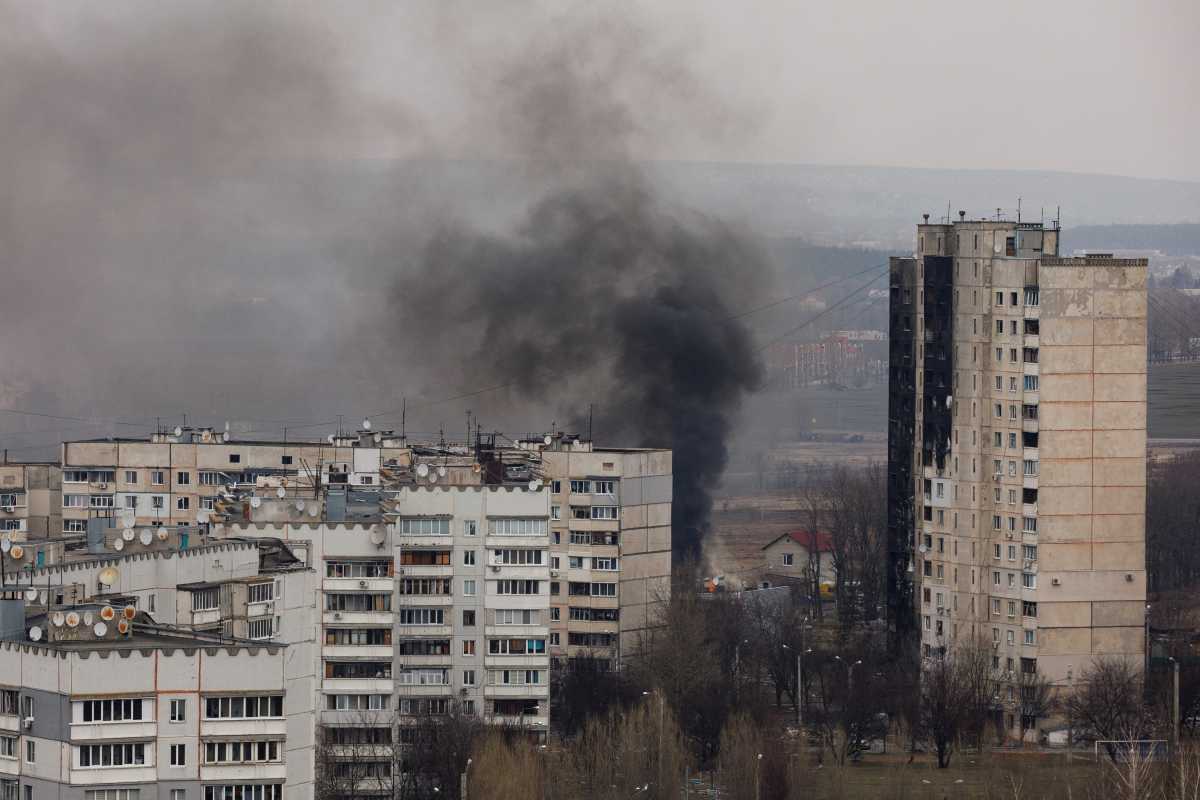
[888,213,1147,732]
[0,461,61,540]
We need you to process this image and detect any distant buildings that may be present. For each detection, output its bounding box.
[889,212,1148,735]
[0,427,672,798]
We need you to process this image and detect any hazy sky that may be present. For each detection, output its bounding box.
[15,0,1198,180]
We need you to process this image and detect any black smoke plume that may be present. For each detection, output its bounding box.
[397,170,768,559]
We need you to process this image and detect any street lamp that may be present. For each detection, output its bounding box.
[643,690,665,788]
[782,643,814,733]
[755,753,763,800]
[460,757,472,800]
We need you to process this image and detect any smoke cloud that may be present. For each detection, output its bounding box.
[0,2,772,554]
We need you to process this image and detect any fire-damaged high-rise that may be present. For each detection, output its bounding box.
[888,212,1148,737]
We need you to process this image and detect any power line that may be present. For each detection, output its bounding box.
[755,268,889,353]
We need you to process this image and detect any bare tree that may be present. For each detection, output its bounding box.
[1015,668,1056,745]
[917,640,994,768]
[805,642,888,766]
[467,731,544,800]
[1064,657,1158,764]
[314,713,397,800]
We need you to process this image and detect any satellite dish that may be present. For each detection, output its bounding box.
[280,478,288,487]
[92,622,107,637]
[24,588,38,603]
[122,605,136,620]
[98,568,119,586]
[122,528,135,541]
[51,612,65,628]
[294,500,305,511]
[196,511,210,524]
[83,612,94,626]
[544,435,552,445]
[100,606,116,621]
[122,515,135,530]
[112,539,124,552]
[139,530,153,546]
[276,487,286,499]
[918,544,928,555]
[362,418,372,430]
[28,626,42,642]
[416,463,429,478]
[9,545,22,560]
[156,529,168,542]
[531,479,543,490]
[65,612,80,628]
[369,529,386,545]
[373,432,382,444]
[437,466,447,478]
[308,505,320,517]
[0,539,10,554]
[174,426,183,437]
[250,496,262,508]
[327,434,335,444]
[427,473,437,485]
[528,480,539,491]
[225,420,231,432]
[471,463,482,474]
[116,619,130,635]
[221,432,229,443]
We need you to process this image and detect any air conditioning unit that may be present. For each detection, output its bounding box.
[358,580,368,588]
[550,570,559,578]
[333,612,342,620]
[1051,578,1061,586]
[1006,533,1014,540]
[98,483,108,490]
[489,565,501,573]
[935,607,944,616]
[22,717,33,729]
[0,506,13,513]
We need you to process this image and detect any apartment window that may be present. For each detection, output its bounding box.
[123,495,138,509]
[463,610,476,627]
[1007,600,1017,618]
[152,496,165,510]
[1007,545,1017,561]
[487,518,547,536]
[81,698,144,722]
[77,742,146,767]
[203,741,280,765]
[463,550,476,566]
[996,319,1004,335]
[1023,348,1039,364]
[150,470,164,485]
[176,496,190,511]
[495,579,540,595]
[170,744,186,767]
[1007,432,1016,449]
[995,347,1003,363]
[247,582,274,604]
[123,470,138,484]
[326,560,392,578]
[463,670,476,686]
[1022,573,1036,589]
[991,598,1001,615]
[1009,376,1018,392]
[247,618,274,640]
[1022,517,1037,532]
[995,291,1004,306]
[590,506,618,520]
[199,471,223,487]
[464,579,476,596]
[551,607,561,621]
[228,454,241,464]
[63,470,89,483]
[1007,630,1016,646]
[570,480,591,493]
[594,480,615,495]
[994,404,1003,418]
[64,519,87,533]
[203,695,283,719]
[169,699,185,723]
[551,480,561,494]
[0,736,14,759]
[1024,374,1039,391]
[1024,630,1035,645]
[326,628,392,646]
[1023,545,1037,561]
[90,495,115,509]
[1023,601,1038,618]
[463,640,475,656]
[325,593,390,612]
[993,543,1001,559]
[202,788,282,800]
[1023,460,1038,476]
[327,695,389,711]
[1008,573,1015,587]
[1024,287,1039,306]
[495,609,538,625]
[993,571,1001,587]
[992,515,1002,531]
[994,432,1002,448]
[464,519,478,536]
[176,472,190,485]
[494,549,544,565]
[488,639,547,655]
[399,518,451,535]
[550,505,561,520]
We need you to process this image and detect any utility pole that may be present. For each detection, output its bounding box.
[1171,657,1181,755]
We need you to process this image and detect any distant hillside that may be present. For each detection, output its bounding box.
[1061,224,1200,256]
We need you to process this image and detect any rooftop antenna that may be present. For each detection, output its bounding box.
[946,201,951,224]
[1056,205,1062,230]
[182,413,187,429]
[996,207,1002,222]
[466,410,472,447]
[1017,197,1022,223]
[336,415,344,437]
[587,404,594,442]
[401,397,407,442]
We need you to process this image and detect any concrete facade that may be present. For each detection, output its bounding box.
[889,215,1147,734]
[0,462,61,540]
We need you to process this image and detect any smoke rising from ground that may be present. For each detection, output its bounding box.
[0,2,772,553]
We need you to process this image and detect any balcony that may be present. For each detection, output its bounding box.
[394,683,453,697]
[324,577,393,592]
[70,720,157,741]
[394,624,452,638]
[199,763,287,783]
[484,624,546,638]
[200,718,287,738]
[323,611,394,626]
[322,645,393,660]
[394,565,452,578]
[484,654,549,669]
[70,766,157,785]
[394,654,453,668]
[322,678,394,695]
[484,684,550,699]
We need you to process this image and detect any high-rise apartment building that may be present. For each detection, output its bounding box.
[889,213,1147,732]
